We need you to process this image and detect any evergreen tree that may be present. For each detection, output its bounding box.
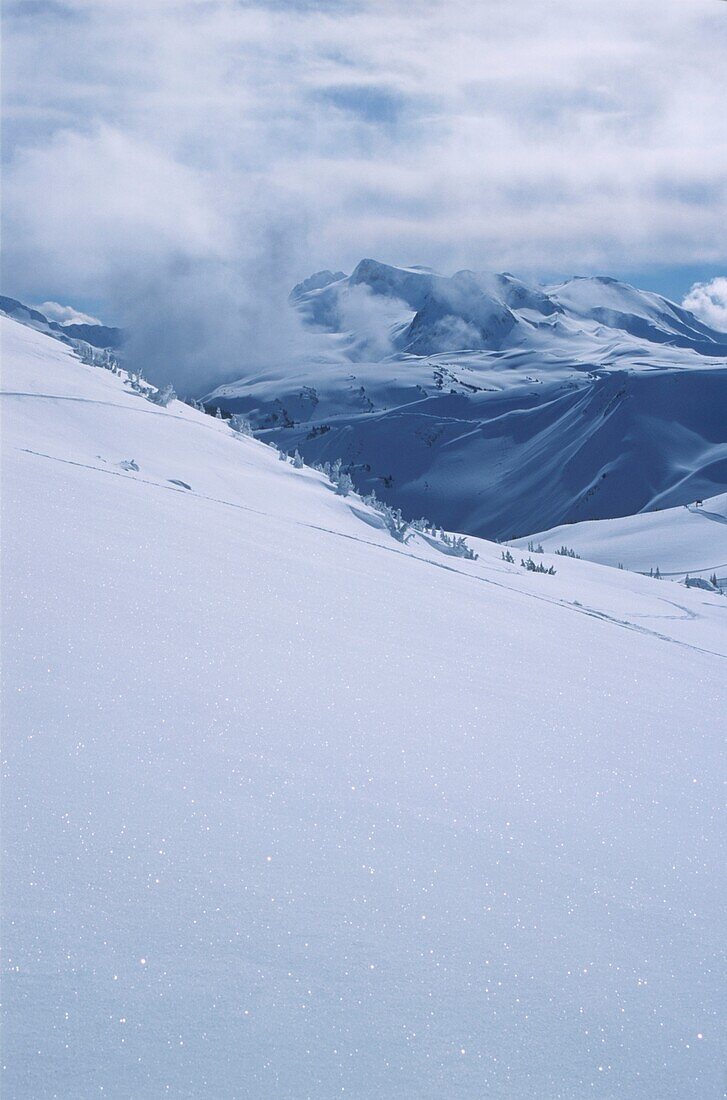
[335,472,354,496]
[230,413,253,436]
[148,383,176,407]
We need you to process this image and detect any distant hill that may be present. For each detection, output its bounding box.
[0,294,123,349]
[512,491,727,587]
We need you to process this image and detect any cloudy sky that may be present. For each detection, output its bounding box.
[2,0,727,343]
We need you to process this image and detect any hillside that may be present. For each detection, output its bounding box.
[2,316,726,1098]
[513,493,727,586]
[209,260,727,539]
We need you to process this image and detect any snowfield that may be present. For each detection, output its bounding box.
[2,317,726,1098]
[513,494,727,587]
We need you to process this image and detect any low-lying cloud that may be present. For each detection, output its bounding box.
[3,0,727,390]
[36,302,102,326]
[337,285,411,360]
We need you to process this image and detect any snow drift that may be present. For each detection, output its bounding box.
[2,317,726,1097]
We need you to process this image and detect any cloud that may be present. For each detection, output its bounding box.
[116,248,310,395]
[2,122,311,390]
[3,127,225,291]
[682,277,727,332]
[36,301,102,325]
[316,84,409,127]
[337,284,411,359]
[2,0,727,389]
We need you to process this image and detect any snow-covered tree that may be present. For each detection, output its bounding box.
[293,449,304,469]
[148,383,176,407]
[230,413,253,437]
[334,472,354,496]
[381,505,411,543]
[361,490,382,511]
[521,557,555,575]
[440,531,478,560]
[125,369,149,395]
[555,545,580,558]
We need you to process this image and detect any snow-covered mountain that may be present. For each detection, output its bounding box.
[209,260,727,540]
[291,260,727,358]
[512,491,727,586]
[0,294,122,349]
[2,315,726,1097]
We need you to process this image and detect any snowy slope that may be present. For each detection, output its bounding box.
[2,317,726,1099]
[512,492,727,585]
[208,260,727,539]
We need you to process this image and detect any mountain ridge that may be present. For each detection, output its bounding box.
[208,259,727,539]
[291,259,727,356]
[0,294,122,349]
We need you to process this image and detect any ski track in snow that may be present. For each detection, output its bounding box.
[3,317,726,1100]
[686,504,727,526]
[16,442,727,663]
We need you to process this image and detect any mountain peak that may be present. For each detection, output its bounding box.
[290,269,347,300]
[291,259,727,357]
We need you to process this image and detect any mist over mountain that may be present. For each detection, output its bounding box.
[4,2,727,1095]
[291,260,727,358]
[5,257,726,540]
[207,259,727,539]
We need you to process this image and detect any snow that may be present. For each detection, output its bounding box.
[2,316,726,1098]
[207,260,727,540]
[513,493,727,586]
